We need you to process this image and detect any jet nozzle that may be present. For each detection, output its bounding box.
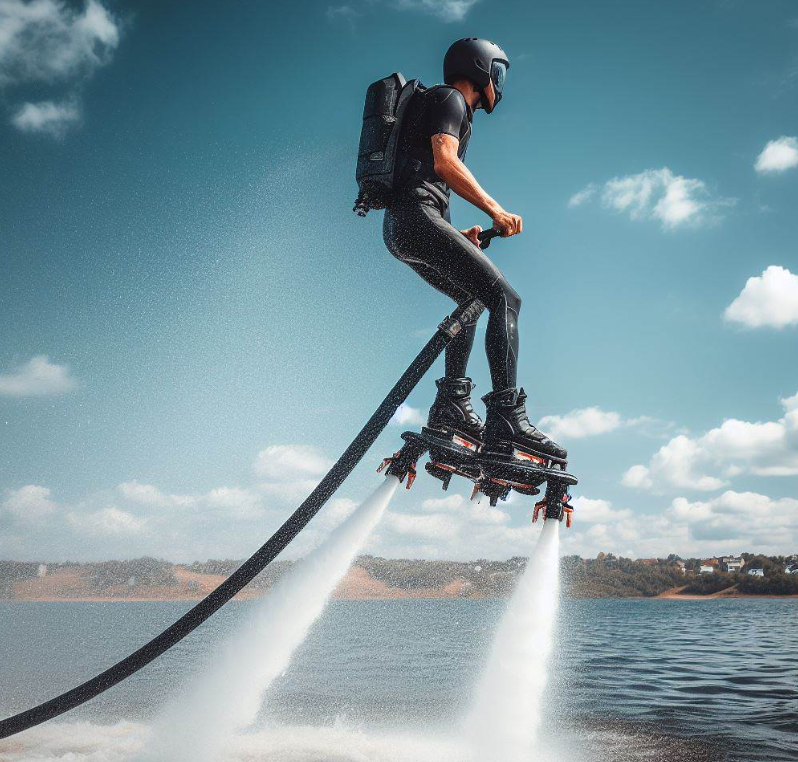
[533,481,574,527]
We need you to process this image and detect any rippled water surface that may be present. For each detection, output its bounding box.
[0,598,796,761]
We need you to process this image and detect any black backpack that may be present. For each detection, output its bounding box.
[353,73,421,216]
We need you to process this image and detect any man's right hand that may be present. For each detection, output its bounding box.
[492,210,523,237]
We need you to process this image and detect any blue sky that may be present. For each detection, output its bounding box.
[1,0,797,562]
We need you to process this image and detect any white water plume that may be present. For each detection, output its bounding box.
[140,475,399,762]
[468,518,561,762]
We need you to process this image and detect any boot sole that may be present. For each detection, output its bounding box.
[422,425,482,452]
[481,440,568,470]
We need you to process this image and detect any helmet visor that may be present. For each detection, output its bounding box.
[490,60,507,97]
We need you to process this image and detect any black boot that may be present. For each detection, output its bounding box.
[482,387,567,462]
[427,377,485,444]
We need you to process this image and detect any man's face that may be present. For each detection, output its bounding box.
[482,79,497,112]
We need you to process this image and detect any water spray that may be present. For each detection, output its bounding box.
[140,476,400,762]
[468,519,561,762]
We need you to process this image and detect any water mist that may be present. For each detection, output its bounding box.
[140,475,399,762]
[468,518,561,762]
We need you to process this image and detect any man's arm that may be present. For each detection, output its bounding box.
[432,133,522,237]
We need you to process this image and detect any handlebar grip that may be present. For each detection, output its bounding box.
[477,228,501,249]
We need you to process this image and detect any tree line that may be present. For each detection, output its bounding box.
[1,553,797,598]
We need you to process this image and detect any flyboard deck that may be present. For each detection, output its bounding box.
[379,427,578,525]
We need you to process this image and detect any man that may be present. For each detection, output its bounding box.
[383,37,566,463]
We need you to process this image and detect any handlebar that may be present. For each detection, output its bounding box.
[477,228,502,250]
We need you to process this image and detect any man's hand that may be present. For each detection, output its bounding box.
[492,210,523,237]
[461,225,483,247]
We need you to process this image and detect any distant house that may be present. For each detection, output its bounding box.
[640,558,659,567]
[699,565,716,574]
[676,561,686,574]
[747,568,764,577]
[786,564,798,575]
[721,556,743,573]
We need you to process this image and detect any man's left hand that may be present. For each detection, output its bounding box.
[461,225,483,247]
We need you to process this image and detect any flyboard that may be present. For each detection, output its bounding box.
[379,229,577,529]
[379,427,577,526]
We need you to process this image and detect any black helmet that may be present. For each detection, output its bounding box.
[443,37,510,114]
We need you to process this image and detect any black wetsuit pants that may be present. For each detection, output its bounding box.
[384,190,521,391]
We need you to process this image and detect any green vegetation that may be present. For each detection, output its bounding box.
[181,559,294,590]
[358,555,525,597]
[680,572,736,595]
[88,558,177,591]
[1,553,797,599]
[737,573,798,595]
[0,561,39,597]
[560,554,686,598]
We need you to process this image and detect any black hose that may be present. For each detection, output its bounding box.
[0,299,485,740]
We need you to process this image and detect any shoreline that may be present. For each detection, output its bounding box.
[3,565,797,603]
[3,592,798,603]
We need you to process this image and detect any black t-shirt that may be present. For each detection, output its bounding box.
[398,84,473,209]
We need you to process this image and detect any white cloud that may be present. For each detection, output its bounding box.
[483,482,798,559]
[318,497,358,528]
[385,511,461,540]
[567,184,596,207]
[0,0,120,138]
[326,4,359,24]
[571,496,631,524]
[667,491,798,547]
[755,136,798,174]
[68,506,146,536]
[559,496,647,559]
[624,392,798,493]
[390,403,425,427]
[10,99,79,136]
[252,445,332,481]
[622,435,727,493]
[0,0,119,86]
[539,407,622,440]
[117,481,194,509]
[395,0,479,22]
[203,487,264,521]
[570,167,734,230]
[252,444,333,509]
[422,494,467,512]
[421,492,508,524]
[560,488,798,559]
[117,481,266,522]
[2,485,56,522]
[367,492,530,560]
[0,443,344,561]
[621,464,653,490]
[7,470,797,562]
[0,355,78,396]
[724,265,798,329]
[468,500,509,525]
[257,479,321,506]
[537,407,670,441]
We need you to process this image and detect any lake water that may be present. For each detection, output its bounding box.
[0,597,796,761]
